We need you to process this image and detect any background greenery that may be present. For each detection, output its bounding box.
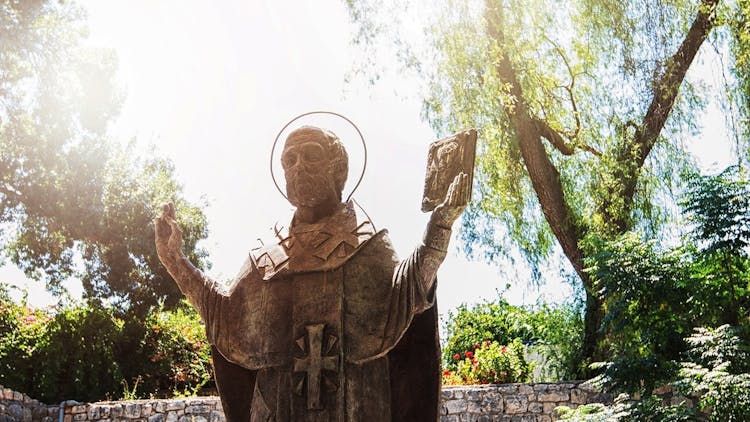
[0,287,213,402]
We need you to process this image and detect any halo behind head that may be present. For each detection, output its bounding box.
[271,111,367,202]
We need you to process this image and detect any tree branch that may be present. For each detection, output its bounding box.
[608,0,720,231]
[634,0,719,166]
[533,119,602,157]
[484,0,586,276]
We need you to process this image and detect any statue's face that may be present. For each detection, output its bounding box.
[281,136,340,209]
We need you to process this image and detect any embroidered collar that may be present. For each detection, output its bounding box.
[250,200,376,280]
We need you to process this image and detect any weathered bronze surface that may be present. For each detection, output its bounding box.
[154,125,471,422]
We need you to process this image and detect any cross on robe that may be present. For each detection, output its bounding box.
[293,324,339,410]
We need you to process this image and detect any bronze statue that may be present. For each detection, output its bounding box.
[154,125,470,421]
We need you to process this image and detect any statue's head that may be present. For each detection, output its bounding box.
[281,126,349,209]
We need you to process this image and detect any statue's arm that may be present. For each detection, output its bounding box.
[409,172,471,295]
[154,203,226,321]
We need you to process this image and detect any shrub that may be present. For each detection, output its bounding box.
[0,291,123,402]
[442,339,533,385]
[135,304,213,397]
[442,297,582,380]
[0,288,213,401]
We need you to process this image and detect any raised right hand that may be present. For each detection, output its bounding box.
[154,203,184,261]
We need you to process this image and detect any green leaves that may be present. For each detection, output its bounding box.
[0,1,209,314]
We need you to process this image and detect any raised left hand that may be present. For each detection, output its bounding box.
[430,172,470,228]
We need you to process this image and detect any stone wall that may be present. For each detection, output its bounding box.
[0,387,58,422]
[1,383,608,422]
[440,382,609,422]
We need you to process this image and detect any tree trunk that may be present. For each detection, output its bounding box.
[484,1,606,372]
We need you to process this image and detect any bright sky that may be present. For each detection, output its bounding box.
[1,0,738,316]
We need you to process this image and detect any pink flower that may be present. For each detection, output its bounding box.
[23,315,36,324]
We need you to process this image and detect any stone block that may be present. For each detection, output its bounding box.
[441,389,454,400]
[444,399,467,414]
[179,416,207,422]
[148,414,165,422]
[185,405,211,415]
[165,402,185,412]
[528,401,544,413]
[73,413,87,421]
[480,394,503,414]
[154,402,166,413]
[538,390,569,402]
[543,402,558,414]
[468,388,485,401]
[109,404,123,418]
[12,392,22,402]
[570,388,589,405]
[166,411,179,422]
[440,415,459,422]
[467,400,482,414]
[70,405,88,414]
[511,416,537,422]
[140,404,152,417]
[496,385,518,395]
[209,411,225,422]
[124,403,141,419]
[517,384,533,395]
[503,395,528,414]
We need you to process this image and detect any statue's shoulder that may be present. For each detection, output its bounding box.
[249,200,384,280]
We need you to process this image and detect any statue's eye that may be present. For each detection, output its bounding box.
[281,151,298,168]
[303,147,324,162]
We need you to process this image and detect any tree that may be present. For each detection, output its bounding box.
[0,1,208,315]
[345,0,750,371]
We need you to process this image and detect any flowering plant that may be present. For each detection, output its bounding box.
[442,339,533,385]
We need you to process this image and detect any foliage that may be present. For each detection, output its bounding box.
[442,339,532,385]
[0,0,209,315]
[683,165,750,324]
[137,303,213,397]
[556,326,750,421]
[442,297,582,380]
[0,287,213,402]
[679,325,750,421]
[584,166,750,393]
[584,234,696,393]
[346,0,749,368]
[556,394,695,421]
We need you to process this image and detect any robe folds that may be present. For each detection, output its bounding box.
[177,201,442,422]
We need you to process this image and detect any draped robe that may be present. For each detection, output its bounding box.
[173,201,444,421]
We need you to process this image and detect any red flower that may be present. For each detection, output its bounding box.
[465,351,474,359]
[453,353,461,360]
[443,370,452,376]
[471,358,477,364]
[485,339,491,346]
[473,343,480,349]
[501,346,508,353]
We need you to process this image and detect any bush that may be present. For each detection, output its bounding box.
[136,304,213,397]
[0,287,213,402]
[442,297,582,381]
[442,339,532,385]
[0,291,123,402]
